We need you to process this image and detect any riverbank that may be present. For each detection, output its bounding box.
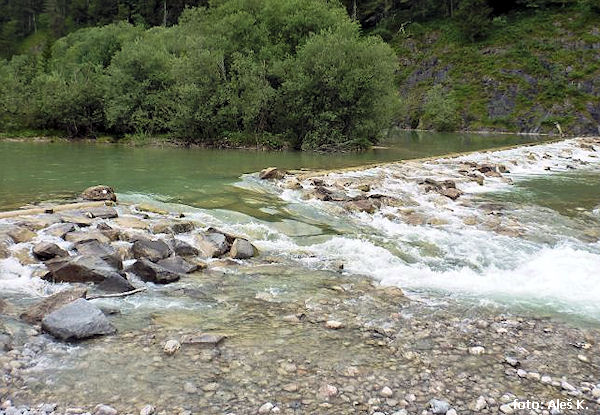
[1,137,599,414]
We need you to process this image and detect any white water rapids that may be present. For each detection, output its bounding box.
[1,137,599,320]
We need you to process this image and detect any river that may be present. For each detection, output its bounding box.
[1,132,599,413]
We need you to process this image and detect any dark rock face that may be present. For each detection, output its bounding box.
[81,185,117,202]
[229,238,258,259]
[196,232,230,258]
[41,299,116,341]
[132,238,172,262]
[32,242,69,261]
[43,255,123,284]
[126,259,182,284]
[157,256,199,274]
[20,287,88,324]
[74,240,123,270]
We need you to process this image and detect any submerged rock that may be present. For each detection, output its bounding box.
[229,238,258,259]
[81,185,117,202]
[41,299,116,341]
[21,287,88,324]
[32,242,69,261]
[180,333,226,347]
[132,238,172,262]
[127,258,182,284]
[163,339,181,355]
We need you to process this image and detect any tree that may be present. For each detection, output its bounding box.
[455,0,493,42]
[420,84,460,132]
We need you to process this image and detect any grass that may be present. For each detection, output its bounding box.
[389,7,600,135]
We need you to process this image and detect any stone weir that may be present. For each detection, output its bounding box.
[0,185,258,343]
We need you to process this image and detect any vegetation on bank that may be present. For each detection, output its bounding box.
[1,0,599,150]
[0,0,398,151]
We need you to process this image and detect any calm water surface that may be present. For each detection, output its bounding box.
[0,131,550,211]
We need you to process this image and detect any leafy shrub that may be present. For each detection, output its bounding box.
[421,84,461,132]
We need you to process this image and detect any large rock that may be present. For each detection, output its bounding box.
[64,230,111,245]
[259,167,286,180]
[45,223,75,238]
[59,212,94,227]
[113,216,149,230]
[20,287,88,324]
[151,220,195,235]
[157,256,199,274]
[127,259,182,284]
[74,240,123,270]
[181,333,226,347]
[7,226,36,243]
[94,273,135,293]
[81,185,117,202]
[41,299,116,341]
[167,238,199,257]
[83,206,118,219]
[195,232,230,258]
[229,238,258,259]
[132,238,172,262]
[32,242,69,261]
[43,255,123,284]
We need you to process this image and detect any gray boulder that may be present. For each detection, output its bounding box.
[230,238,258,259]
[45,223,75,238]
[132,238,172,262]
[42,299,116,341]
[127,259,182,284]
[74,240,123,270]
[195,232,229,258]
[429,399,451,414]
[59,212,94,227]
[43,255,122,284]
[81,185,117,202]
[94,273,135,293]
[167,238,199,257]
[32,242,69,261]
[21,287,88,324]
[157,256,199,274]
[64,230,110,244]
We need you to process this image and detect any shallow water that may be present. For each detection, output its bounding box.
[1,134,600,412]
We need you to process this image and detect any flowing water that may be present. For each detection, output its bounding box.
[1,132,600,413]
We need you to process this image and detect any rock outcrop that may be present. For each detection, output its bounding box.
[81,185,117,202]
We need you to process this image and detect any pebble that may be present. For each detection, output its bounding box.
[592,387,600,398]
[429,399,450,414]
[94,405,118,415]
[468,346,485,355]
[499,403,514,414]
[504,356,519,367]
[318,384,338,398]
[392,410,408,415]
[183,382,197,394]
[541,375,552,384]
[516,369,527,378]
[446,409,457,415]
[258,402,273,414]
[380,386,393,398]
[325,320,344,329]
[474,396,487,411]
[140,405,155,415]
[561,380,576,392]
[163,339,181,355]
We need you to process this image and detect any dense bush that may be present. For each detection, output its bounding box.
[0,0,399,151]
[421,85,461,132]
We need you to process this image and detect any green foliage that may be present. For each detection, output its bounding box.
[421,84,460,131]
[279,25,398,150]
[455,0,493,42]
[0,0,399,150]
